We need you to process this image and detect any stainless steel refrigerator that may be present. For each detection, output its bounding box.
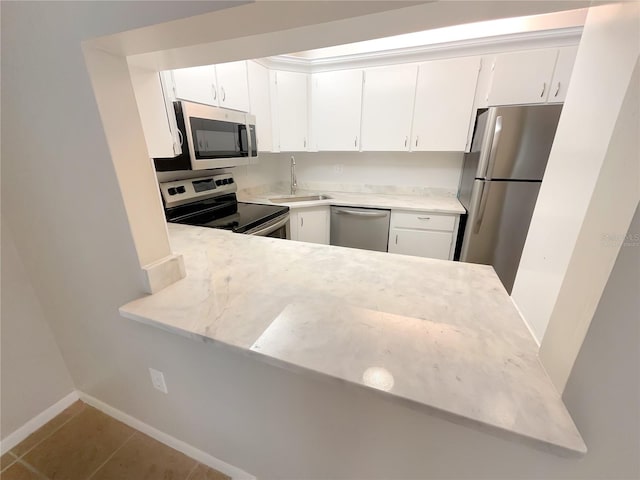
[458,104,562,293]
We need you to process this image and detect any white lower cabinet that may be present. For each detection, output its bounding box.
[387,211,458,260]
[289,207,330,244]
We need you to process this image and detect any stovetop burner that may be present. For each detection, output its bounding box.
[160,174,289,234]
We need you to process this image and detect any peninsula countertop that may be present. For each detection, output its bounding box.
[119,224,586,457]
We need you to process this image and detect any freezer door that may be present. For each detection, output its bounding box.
[483,105,562,181]
[460,179,542,293]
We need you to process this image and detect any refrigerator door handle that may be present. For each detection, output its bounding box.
[476,109,498,178]
[473,181,491,234]
[485,116,503,180]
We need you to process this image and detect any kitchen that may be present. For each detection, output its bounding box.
[144,10,579,291]
[2,1,636,478]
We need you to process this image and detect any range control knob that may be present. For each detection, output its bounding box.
[228,178,235,184]
[222,179,229,185]
[168,187,177,196]
[215,180,223,186]
[176,186,186,194]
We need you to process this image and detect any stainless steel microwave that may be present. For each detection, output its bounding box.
[154,101,257,171]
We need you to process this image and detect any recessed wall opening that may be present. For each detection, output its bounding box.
[81,1,638,393]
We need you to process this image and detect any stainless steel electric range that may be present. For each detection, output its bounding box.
[159,174,290,239]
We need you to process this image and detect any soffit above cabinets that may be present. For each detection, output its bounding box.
[258,8,586,73]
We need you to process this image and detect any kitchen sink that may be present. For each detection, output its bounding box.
[269,194,332,203]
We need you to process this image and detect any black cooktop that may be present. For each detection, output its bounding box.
[165,193,289,234]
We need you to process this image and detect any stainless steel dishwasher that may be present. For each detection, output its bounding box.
[330,206,390,252]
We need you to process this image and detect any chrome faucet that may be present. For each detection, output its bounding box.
[290,155,297,195]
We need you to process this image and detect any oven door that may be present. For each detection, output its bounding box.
[245,214,290,239]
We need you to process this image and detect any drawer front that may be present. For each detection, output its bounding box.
[390,211,455,231]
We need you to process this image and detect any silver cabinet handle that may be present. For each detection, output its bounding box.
[418,216,431,220]
[415,136,419,147]
[301,216,304,227]
[221,86,226,102]
[212,84,217,100]
[177,128,184,146]
[355,137,357,147]
[404,136,408,147]
[334,208,388,218]
[540,82,546,98]
[554,82,561,97]
[395,234,398,245]
[304,138,306,148]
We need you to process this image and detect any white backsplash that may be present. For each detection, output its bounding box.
[156,151,464,197]
[237,151,463,196]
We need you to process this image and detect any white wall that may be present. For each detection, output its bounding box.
[0,226,75,439]
[156,152,462,194]
[2,2,639,479]
[511,2,639,388]
[274,151,463,192]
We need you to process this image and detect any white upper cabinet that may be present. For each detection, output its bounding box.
[170,62,250,111]
[411,57,480,151]
[487,48,559,106]
[172,65,219,106]
[273,71,309,152]
[215,61,250,112]
[248,61,273,152]
[548,46,579,103]
[361,64,418,151]
[312,70,363,151]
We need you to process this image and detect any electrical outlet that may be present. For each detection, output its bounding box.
[149,368,168,394]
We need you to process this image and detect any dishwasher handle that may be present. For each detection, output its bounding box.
[333,208,388,218]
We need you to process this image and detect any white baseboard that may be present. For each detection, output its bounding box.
[78,392,255,480]
[0,390,80,455]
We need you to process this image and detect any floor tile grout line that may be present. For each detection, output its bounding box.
[14,457,51,480]
[184,460,200,480]
[1,451,18,473]
[85,430,138,480]
[10,402,86,461]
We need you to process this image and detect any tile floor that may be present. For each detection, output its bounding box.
[0,401,230,480]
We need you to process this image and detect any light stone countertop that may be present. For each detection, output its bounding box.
[120,224,586,457]
[237,188,466,214]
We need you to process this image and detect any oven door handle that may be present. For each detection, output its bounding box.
[246,214,289,236]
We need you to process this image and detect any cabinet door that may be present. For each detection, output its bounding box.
[172,65,218,106]
[548,46,578,103]
[274,71,309,152]
[297,207,329,244]
[312,70,363,151]
[248,61,273,152]
[361,65,418,151]
[412,57,480,151]
[388,228,453,260]
[487,49,558,106]
[216,61,250,112]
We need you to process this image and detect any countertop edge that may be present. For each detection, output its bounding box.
[239,191,466,215]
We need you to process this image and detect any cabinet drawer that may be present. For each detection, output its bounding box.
[390,211,455,231]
